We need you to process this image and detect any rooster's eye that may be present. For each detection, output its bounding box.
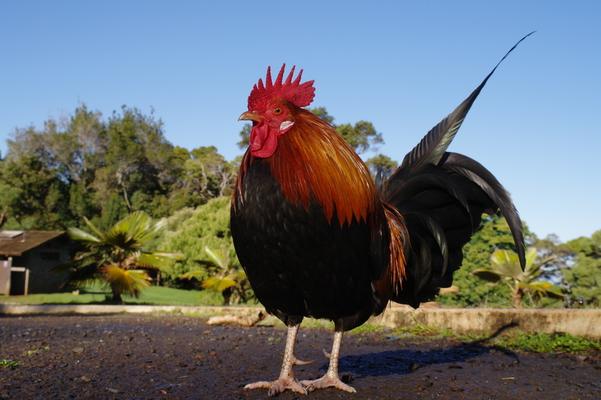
[273,107,282,115]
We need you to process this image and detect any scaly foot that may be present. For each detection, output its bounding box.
[244,377,307,397]
[301,374,356,393]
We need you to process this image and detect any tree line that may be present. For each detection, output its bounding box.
[0,105,395,231]
[0,104,598,307]
[0,105,237,231]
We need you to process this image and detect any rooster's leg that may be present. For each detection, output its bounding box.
[301,330,356,393]
[244,324,307,396]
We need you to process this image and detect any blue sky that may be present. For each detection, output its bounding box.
[1,1,599,241]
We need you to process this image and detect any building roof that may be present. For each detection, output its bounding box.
[0,231,65,257]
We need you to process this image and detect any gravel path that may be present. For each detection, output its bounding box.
[0,315,599,399]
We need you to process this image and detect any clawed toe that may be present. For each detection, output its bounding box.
[244,377,307,396]
[301,375,356,393]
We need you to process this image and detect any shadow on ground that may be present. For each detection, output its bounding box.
[331,324,520,379]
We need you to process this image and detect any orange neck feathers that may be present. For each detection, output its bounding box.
[238,110,378,226]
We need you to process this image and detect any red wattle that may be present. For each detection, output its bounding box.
[250,124,279,158]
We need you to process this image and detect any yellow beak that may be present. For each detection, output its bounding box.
[238,111,263,122]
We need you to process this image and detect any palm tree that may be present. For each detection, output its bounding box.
[66,211,179,303]
[180,245,252,305]
[473,247,563,307]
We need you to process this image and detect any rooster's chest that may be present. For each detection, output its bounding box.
[230,161,373,320]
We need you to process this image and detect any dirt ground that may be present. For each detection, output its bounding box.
[0,315,599,399]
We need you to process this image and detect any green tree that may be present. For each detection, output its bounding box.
[437,215,529,307]
[78,106,185,226]
[1,104,237,231]
[473,248,563,307]
[180,246,251,305]
[2,105,107,229]
[157,197,255,302]
[564,230,601,306]
[366,153,398,181]
[336,120,382,154]
[309,106,335,125]
[0,156,15,228]
[158,197,235,281]
[94,107,166,217]
[237,124,251,149]
[0,155,70,229]
[66,211,179,303]
[532,233,572,283]
[166,146,237,213]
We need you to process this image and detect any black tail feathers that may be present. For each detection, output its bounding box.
[381,33,532,306]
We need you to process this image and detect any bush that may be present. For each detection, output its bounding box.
[157,197,245,290]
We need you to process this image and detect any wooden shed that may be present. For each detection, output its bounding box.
[0,230,72,295]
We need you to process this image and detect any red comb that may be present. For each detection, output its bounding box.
[248,64,315,111]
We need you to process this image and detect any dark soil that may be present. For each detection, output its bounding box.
[0,315,599,399]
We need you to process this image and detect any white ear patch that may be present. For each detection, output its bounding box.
[279,120,295,132]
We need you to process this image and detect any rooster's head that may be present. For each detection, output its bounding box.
[239,65,315,158]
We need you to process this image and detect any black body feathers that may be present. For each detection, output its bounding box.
[231,160,388,330]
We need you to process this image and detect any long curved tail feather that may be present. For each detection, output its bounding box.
[380,33,532,306]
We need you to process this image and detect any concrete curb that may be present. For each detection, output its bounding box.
[1,304,600,339]
[0,304,259,316]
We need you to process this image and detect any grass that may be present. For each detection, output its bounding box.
[280,320,384,335]
[0,284,223,306]
[349,323,385,335]
[387,323,601,354]
[392,323,455,338]
[493,332,601,353]
[0,359,19,369]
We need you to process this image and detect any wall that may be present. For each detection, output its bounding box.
[373,305,601,338]
[10,237,71,294]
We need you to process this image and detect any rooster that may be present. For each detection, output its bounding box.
[231,34,532,395]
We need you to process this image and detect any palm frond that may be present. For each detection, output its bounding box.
[82,217,107,241]
[67,211,177,300]
[202,276,237,292]
[103,264,150,298]
[136,252,179,271]
[67,227,101,243]
[475,246,564,307]
[490,249,523,279]
[179,269,206,281]
[204,246,228,270]
[520,281,564,299]
[106,211,150,246]
[472,268,503,282]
